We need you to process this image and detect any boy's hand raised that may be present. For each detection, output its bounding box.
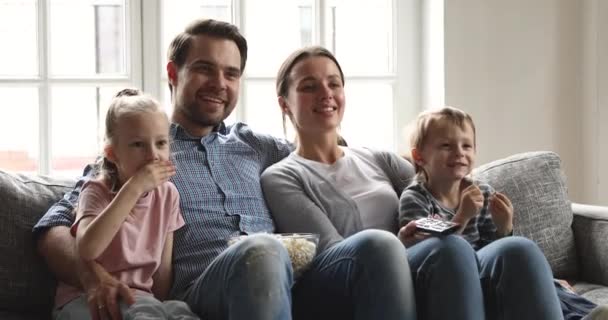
[453,184,484,227]
[489,192,514,236]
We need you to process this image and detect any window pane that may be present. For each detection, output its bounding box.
[243,81,284,138]
[244,0,314,77]
[50,86,123,177]
[325,0,393,75]
[162,0,232,68]
[0,87,39,173]
[50,0,126,76]
[0,0,37,76]
[341,82,393,150]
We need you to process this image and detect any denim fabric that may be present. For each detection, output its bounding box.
[179,234,293,320]
[180,230,416,320]
[556,281,597,320]
[408,235,563,320]
[478,236,562,320]
[293,230,416,320]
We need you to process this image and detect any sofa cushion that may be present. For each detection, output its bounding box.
[0,169,75,314]
[473,151,577,279]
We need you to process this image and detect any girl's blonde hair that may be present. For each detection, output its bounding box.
[96,88,168,188]
[410,106,476,181]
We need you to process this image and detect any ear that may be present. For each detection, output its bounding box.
[278,96,291,115]
[167,61,178,87]
[411,148,424,166]
[104,145,118,164]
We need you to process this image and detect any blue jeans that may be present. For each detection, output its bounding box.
[293,229,416,320]
[407,235,563,320]
[180,230,416,320]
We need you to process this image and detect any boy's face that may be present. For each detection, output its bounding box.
[416,119,476,183]
[168,34,242,136]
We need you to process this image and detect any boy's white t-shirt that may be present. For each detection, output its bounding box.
[291,147,399,232]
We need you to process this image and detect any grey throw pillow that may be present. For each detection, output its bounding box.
[0,170,74,313]
[473,151,577,278]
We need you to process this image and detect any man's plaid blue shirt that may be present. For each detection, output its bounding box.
[33,122,292,298]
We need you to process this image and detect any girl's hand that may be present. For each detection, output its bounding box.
[129,160,176,194]
[398,220,431,248]
[489,192,514,236]
[454,184,484,225]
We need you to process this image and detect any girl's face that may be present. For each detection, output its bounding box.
[106,111,171,184]
[279,56,345,136]
[414,119,476,184]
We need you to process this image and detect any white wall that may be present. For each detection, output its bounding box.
[443,0,607,205]
[581,0,608,205]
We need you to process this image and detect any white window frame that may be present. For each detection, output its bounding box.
[1,0,423,174]
[141,0,423,154]
[0,0,143,175]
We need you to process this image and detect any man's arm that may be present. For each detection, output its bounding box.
[37,226,81,287]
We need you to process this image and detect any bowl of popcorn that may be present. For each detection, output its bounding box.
[228,233,320,278]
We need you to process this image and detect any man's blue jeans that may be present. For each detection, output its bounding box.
[181,230,417,320]
[407,235,563,320]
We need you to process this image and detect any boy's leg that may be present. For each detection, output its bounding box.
[407,235,485,320]
[180,234,293,320]
[477,236,563,320]
[292,229,416,320]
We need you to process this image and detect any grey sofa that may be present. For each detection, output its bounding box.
[1,151,607,319]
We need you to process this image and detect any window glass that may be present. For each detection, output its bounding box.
[162,0,232,69]
[244,0,314,77]
[341,82,393,150]
[0,87,39,173]
[50,0,126,76]
[243,81,284,138]
[0,0,38,76]
[325,0,393,76]
[50,86,124,177]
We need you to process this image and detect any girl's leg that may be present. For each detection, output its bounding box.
[477,236,563,320]
[293,229,416,320]
[123,295,167,319]
[163,299,200,320]
[407,235,484,320]
[53,295,93,320]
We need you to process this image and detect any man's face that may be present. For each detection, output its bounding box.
[168,34,242,136]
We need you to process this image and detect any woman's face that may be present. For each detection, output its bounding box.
[280,56,345,136]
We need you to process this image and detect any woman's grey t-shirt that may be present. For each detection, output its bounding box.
[261,147,415,252]
[291,147,399,232]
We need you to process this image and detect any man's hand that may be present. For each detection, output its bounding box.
[398,221,431,248]
[83,261,135,320]
[489,192,514,236]
[127,160,175,195]
[453,184,484,225]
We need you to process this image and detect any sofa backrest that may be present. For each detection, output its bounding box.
[473,151,577,279]
[0,169,75,316]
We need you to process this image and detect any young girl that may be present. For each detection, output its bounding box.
[399,106,606,320]
[53,89,199,320]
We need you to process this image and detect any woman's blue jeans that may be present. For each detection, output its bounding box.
[407,235,563,320]
[181,230,417,320]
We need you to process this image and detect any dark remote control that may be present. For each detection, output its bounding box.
[415,217,460,235]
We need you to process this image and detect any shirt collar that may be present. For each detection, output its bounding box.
[170,122,227,140]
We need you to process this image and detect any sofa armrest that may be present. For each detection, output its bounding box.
[572,202,608,286]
